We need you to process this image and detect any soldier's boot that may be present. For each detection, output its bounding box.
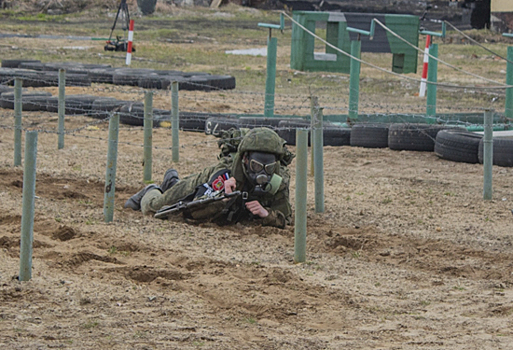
[161,168,179,192]
[124,184,162,211]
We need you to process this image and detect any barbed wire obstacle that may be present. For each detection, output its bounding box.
[0,60,236,91]
[2,102,512,169]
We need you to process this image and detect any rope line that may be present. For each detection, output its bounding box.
[281,11,513,90]
[373,19,507,87]
[444,20,513,65]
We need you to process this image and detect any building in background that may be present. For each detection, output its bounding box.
[491,0,513,32]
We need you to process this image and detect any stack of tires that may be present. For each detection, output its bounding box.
[434,129,513,167]
[203,116,352,147]
[1,59,236,91]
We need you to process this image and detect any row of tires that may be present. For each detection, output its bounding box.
[0,59,236,91]
[0,87,208,132]
[1,85,511,167]
[206,118,513,167]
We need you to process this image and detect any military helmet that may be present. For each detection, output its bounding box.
[237,127,286,157]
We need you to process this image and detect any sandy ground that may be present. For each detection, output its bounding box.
[1,7,513,348]
[0,104,513,350]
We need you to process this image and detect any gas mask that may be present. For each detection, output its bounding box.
[244,152,278,193]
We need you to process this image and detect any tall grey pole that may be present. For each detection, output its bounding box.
[309,96,317,177]
[14,78,22,166]
[104,114,120,222]
[483,109,493,200]
[143,91,153,183]
[58,69,66,149]
[294,128,308,263]
[312,104,324,213]
[19,131,38,281]
[264,34,277,118]
[171,81,179,163]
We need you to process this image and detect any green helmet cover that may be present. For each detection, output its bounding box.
[237,127,286,157]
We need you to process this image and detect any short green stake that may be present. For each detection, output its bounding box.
[58,69,66,149]
[483,109,493,200]
[505,47,513,119]
[104,113,119,223]
[171,81,179,163]
[348,39,361,122]
[426,43,438,122]
[14,78,22,166]
[264,36,277,118]
[19,130,38,282]
[294,128,308,263]
[312,104,324,213]
[143,91,153,183]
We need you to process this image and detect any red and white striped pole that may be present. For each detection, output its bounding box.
[126,19,134,66]
[419,34,431,97]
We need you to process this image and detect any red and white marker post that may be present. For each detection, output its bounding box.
[419,34,431,97]
[126,19,134,66]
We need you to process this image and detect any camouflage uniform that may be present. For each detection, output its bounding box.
[141,127,293,229]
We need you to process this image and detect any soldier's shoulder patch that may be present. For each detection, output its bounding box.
[211,171,230,191]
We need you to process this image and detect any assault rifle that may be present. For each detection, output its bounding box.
[154,190,242,220]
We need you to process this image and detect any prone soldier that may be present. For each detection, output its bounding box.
[124,127,294,229]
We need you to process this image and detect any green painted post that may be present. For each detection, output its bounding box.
[348,40,361,121]
[426,43,439,121]
[104,113,120,223]
[58,69,66,149]
[483,109,493,200]
[264,36,277,118]
[143,91,153,183]
[312,105,324,213]
[14,78,22,166]
[19,130,38,282]
[505,47,513,119]
[294,128,308,263]
[171,81,179,163]
[309,96,317,177]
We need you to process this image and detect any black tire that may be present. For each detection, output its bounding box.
[22,95,51,112]
[46,94,99,115]
[208,75,236,90]
[434,130,482,164]
[89,98,128,119]
[323,127,352,146]
[478,137,513,167]
[0,91,51,109]
[19,62,45,71]
[388,124,466,152]
[138,75,173,90]
[2,59,41,68]
[2,69,45,87]
[153,70,183,76]
[88,68,118,84]
[205,116,239,137]
[277,119,349,146]
[37,71,91,87]
[44,63,89,75]
[113,69,157,86]
[179,112,212,132]
[238,117,283,130]
[350,123,390,148]
[277,119,311,146]
[0,85,14,94]
[180,75,212,91]
[0,68,14,85]
[119,102,145,126]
